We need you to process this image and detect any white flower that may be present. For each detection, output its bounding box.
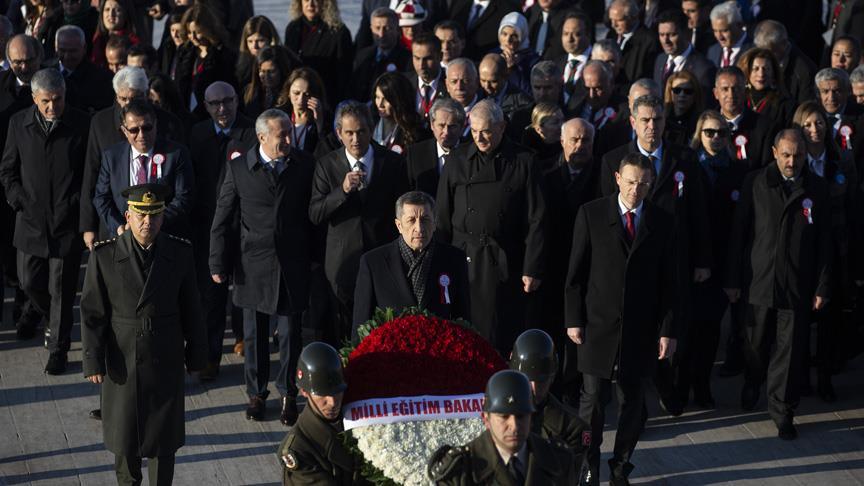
[353,417,486,485]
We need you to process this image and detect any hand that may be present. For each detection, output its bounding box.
[211,274,226,284]
[522,276,541,292]
[658,337,677,360]
[87,374,104,384]
[501,48,517,68]
[693,267,711,283]
[567,327,584,344]
[83,231,96,251]
[342,170,366,193]
[724,288,740,303]
[813,295,828,310]
[147,4,165,18]
[307,97,322,120]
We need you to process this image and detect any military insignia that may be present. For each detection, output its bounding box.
[166,233,192,245]
[142,191,155,203]
[282,451,297,470]
[507,395,514,403]
[581,431,591,446]
[93,237,118,248]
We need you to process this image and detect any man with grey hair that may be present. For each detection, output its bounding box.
[575,60,630,156]
[0,67,90,372]
[351,7,410,102]
[406,98,465,196]
[310,100,409,346]
[445,57,480,136]
[851,65,864,108]
[507,60,566,139]
[605,0,658,83]
[815,67,859,153]
[707,0,752,68]
[80,66,185,252]
[753,19,816,104]
[0,34,43,337]
[210,108,315,425]
[56,25,113,113]
[352,190,470,335]
[436,98,546,355]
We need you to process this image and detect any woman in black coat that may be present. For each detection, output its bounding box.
[283,0,353,104]
[275,66,330,155]
[520,103,564,170]
[176,3,238,120]
[370,72,428,156]
[738,48,796,127]
[235,16,281,90]
[663,70,703,148]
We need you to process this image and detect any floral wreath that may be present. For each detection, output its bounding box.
[339,307,506,485]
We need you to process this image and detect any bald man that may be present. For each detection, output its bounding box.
[188,81,258,379]
[478,53,531,117]
[726,129,832,440]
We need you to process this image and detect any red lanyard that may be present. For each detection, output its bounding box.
[291,112,309,149]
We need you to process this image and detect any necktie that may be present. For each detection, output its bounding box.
[565,59,579,89]
[827,114,839,132]
[355,160,367,189]
[469,3,483,29]
[662,58,674,83]
[722,47,732,67]
[810,158,824,177]
[617,34,624,48]
[535,14,549,56]
[649,155,661,176]
[783,178,794,196]
[136,154,148,184]
[421,84,432,114]
[506,458,524,486]
[625,211,636,242]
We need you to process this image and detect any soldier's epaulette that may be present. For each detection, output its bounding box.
[166,233,191,245]
[93,237,118,249]
[277,432,300,471]
[427,444,469,481]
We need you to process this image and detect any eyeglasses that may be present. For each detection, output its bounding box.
[205,97,235,107]
[124,124,154,134]
[671,86,694,95]
[701,128,728,138]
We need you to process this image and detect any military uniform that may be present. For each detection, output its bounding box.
[531,394,589,464]
[277,405,361,486]
[80,185,207,485]
[428,430,578,485]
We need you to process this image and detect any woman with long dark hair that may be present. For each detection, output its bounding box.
[157,12,190,80]
[276,66,328,154]
[371,72,426,154]
[236,16,281,89]
[243,46,297,119]
[23,0,63,57]
[90,0,139,67]
[738,48,795,126]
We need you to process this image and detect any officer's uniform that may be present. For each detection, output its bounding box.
[531,393,589,462]
[277,405,359,486]
[80,184,207,485]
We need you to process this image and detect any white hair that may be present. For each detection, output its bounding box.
[255,108,291,136]
[710,0,743,25]
[55,24,85,46]
[31,68,65,93]
[470,99,504,124]
[112,66,148,94]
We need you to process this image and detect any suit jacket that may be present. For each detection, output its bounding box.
[757,0,824,64]
[352,238,471,335]
[64,60,114,114]
[0,105,90,257]
[309,144,409,301]
[527,2,569,60]
[728,109,778,169]
[0,70,32,151]
[608,26,658,83]
[209,145,314,314]
[350,44,412,102]
[406,137,446,197]
[93,139,195,237]
[706,35,753,68]
[726,163,832,310]
[652,49,716,102]
[781,45,818,105]
[564,195,677,379]
[448,0,520,61]
[79,104,188,234]
[405,70,450,116]
[175,44,239,120]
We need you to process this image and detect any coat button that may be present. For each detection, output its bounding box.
[468,207,475,213]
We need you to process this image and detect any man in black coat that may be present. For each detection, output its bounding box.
[0,34,42,333]
[828,0,864,50]
[352,191,470,336]
[725,129,832,440]
[351,8,411,102]
[80,66,186,248]
[405,34,449,120]
[55,25,113,113]
[406,98,464,197]
[815,67,861,156]
[436,99,546,354]
[706,1,753,68]
[81,184,207,486]
[566,153,678,486]
[553,10,593,99]
[188,81,256,380]
[606,0,659,83]
[446,0,519,61]
[478,53,532,118]
[572,60,630,158]
[652,9,716,101]
[210,109,314,425]
[682,0,717,55]
[0,68,89,373]
[309,101,409,346]
[526,0,570,60]
[714,67,778,169]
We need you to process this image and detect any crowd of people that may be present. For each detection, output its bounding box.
[0,0,863,483]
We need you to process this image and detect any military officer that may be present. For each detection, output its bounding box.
[80,183,207,486]
[427,369,578,485]
[510,329,589,468]
[277,342,364,485]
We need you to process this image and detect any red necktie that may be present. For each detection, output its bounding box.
[136,154,148,184]
[625,211,636,242]
[722,47,732,67]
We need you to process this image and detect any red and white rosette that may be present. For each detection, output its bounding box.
[734,134,748,160]
[673,170,685,197]
[802,198,814,224]
[229,150,242,160]
[150,153,165,180]
[343,314,505,485]
[839,124,853,151]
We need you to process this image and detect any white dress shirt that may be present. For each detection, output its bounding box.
[346,145,375,184]
[618,195,644,232]
[129,147,157,186]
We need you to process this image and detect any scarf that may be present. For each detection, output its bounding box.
[34,109,57,136]
[397,237,435,306]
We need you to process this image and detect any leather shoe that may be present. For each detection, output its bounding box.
[198,362,220,381]
[777,420,797,440]
[741,383,759,411]
[89,409,102,420]
[817,375,837,403]
[234,340,244,356]
[44,352,67,375]
[280,396,298,426]
[608,459,634,486]
[659,393,683,417]
[246,396,266,421]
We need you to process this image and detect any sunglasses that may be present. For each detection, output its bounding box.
[124,124,154,135]
[671,86,694,95]
[701,128,728,138]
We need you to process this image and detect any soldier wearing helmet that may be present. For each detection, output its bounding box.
[427,369,578,485]
[277,342,364,485]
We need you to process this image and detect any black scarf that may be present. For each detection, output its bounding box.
[397,237,434,306]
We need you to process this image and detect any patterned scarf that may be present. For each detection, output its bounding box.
[397,237,435,306]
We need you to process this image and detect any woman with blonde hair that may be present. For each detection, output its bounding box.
[791,100,857,403]
[663,70,703,147]
[283,0,353,102]
[521,102,564,165]
[677,109,748,410]
[236,16,281,88]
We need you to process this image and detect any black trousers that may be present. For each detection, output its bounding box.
[325,290,353,349]
[201,277,244,364]
[578,373,647,475]
[744,305,808,424]
[115,454,174,486]
[16,251,80,353]
[243,309,302,399]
